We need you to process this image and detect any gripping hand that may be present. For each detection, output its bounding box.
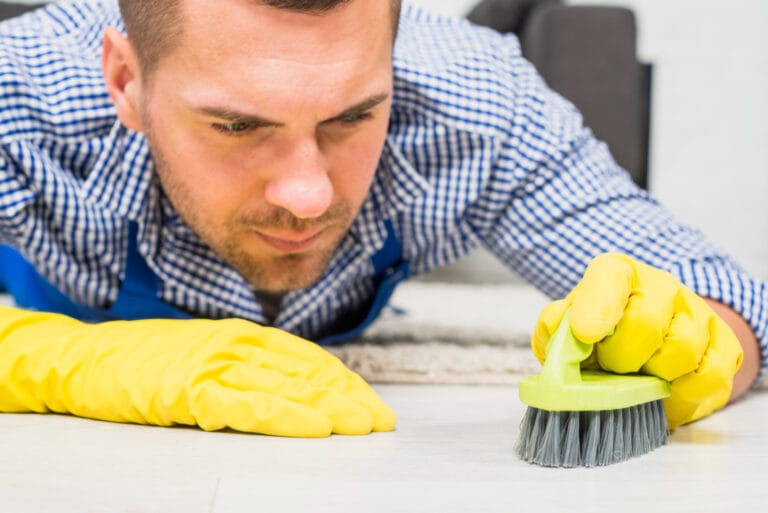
[532,253,743,429]
[0,307,396,436]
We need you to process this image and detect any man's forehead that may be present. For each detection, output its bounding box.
[174,0,393,65]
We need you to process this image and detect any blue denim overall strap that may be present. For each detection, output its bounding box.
[0,222,192,322]
[316,220,409,345]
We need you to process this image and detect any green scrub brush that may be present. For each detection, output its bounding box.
[515,310,671,467]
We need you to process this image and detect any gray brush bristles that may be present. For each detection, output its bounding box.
[515,400,669,467]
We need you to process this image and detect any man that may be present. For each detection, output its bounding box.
[0,0,763,436]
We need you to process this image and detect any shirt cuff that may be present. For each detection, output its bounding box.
[673,259,768,386]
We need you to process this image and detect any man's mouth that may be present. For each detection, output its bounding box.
[253,229,325,253]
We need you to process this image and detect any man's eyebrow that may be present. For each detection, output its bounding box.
[194,106,283,129]
[322,93,390,123]
[193,92,390,126]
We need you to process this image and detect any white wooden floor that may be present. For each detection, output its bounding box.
[0,384,765,512]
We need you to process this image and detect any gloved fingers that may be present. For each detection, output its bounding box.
[262,346,396,431]
[664,315,743,429]
[229,344,362,394]
[197,323,394,432]
[641,289,710,381]
[596,290,671,373]
[201,336,345,384]
[300,361,396,432]
[329,372,397,432]
[661,393,699,431]
[311,389,378,435]
[190,381,333,437]
[215,359,319,394]
[531,299,569,364]
[215,363,392,434]
[568,253,635,344]
[592,258,688,373]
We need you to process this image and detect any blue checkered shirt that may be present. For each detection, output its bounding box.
[1,1,766,380]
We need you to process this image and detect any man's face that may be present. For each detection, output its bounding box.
[136,0,394,293]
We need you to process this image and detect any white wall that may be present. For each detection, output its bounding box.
[411,0,478,16]
[410,0,768,281]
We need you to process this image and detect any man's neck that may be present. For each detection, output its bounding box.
[253,289,284,324]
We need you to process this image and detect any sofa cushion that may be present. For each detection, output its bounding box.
[0,2,46,22]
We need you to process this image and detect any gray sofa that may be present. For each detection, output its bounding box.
[468,0,652,189]
[0,1,42,20]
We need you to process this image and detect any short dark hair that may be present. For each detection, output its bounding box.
[118,0,403,78]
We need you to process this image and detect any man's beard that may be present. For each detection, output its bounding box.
[144,127,354,293]
[221,205,353,293]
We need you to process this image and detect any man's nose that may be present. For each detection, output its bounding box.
[263,140,333,219]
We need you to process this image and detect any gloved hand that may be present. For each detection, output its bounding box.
[0,306,396,437]
[532,253,743,429]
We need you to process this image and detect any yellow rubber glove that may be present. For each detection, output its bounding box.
[0,306,396,437]
[532,253,743,429]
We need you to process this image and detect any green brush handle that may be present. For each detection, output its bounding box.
[537,309,593,386]
[519,308,671,411]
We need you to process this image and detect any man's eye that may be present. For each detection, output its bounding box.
[337,111,374,125]
[212,121,254,135]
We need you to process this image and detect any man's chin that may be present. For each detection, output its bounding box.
[236,252,333,293]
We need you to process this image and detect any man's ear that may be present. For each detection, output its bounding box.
[102,27,144,132]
